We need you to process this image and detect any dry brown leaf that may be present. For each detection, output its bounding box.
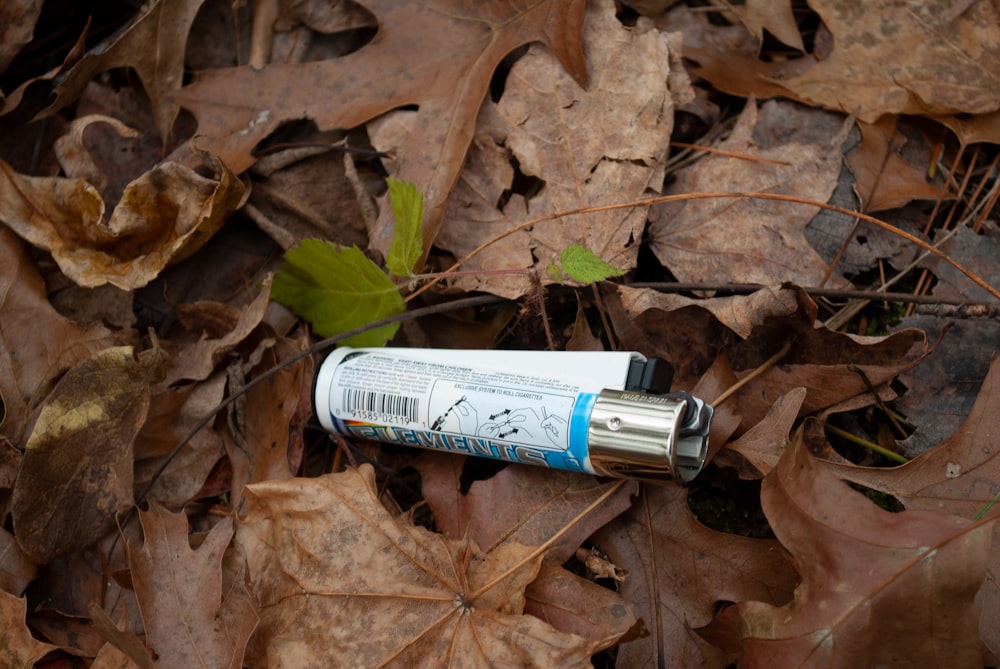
[0,0,42,74]
[0,589,58,667]
[417,454,637,562]
[723,387,806,478]
[37,0,207,141]
[416,454,640,649]
[892,315,1000,456]
[236,465,598,668]
[174,0,586,263]
[0,227,122,447]
[616,284,800,339]
[777,0,1000,122]
[699,429,992,668]
[434,0,678,297]
[0,526,36,596]
[128,506,256,669]
[159,279,272,387]
[524,561,638,651]
[728,0,804,51]
[591,483,798,667]
[0,150,245,289]
[649,99,853,288]
[845,116,943,212]
[12,345,163,563]
[226,330,312,505]
[663,2,1000,123]
[818,356,1000,521]
[725,290,923,431]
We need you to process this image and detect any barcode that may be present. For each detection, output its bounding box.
[342,389,420,423]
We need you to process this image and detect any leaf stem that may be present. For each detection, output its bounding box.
[711,341,791,407]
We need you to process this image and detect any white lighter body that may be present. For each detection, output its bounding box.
[313,348,714,484]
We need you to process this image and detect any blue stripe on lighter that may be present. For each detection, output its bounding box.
[568,392,598,474]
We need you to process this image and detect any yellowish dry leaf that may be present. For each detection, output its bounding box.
[0,150,244,290]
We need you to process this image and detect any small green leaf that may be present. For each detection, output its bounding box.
[385,178,424,276]
[559,244,626,283]
[271,240,404,347]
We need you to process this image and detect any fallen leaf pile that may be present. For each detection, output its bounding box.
[1,0,999,667]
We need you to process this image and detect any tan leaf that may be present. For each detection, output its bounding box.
[12,346,162,563]
[174,0,587,263]
[416,454,639,649]
[0,151,244,289]
[662,2,1000,123]
[0,227,122,447]
[236,465,597,668]
[845,116,943,212]
[729,0,804,51]
[0,0,42,73]
[128,506,256,669]
[591,483,798,667]
[0,589,58,667]
[616,284,800,339]
[724,387,807,478]
[434,0,676,297]
[37,0,207,141]
[649,99,852,288]
[0,526,36,596]
[417,454,637,562]
[699,429,992,668]
[777,0,1000,122]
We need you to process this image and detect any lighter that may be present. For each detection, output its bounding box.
[313,348,714,484]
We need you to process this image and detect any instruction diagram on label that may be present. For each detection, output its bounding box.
[428,380,574,450]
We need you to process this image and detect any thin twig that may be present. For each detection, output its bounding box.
[711,341,792,407]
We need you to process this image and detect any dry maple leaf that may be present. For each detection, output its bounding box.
[416,454,639,649]
[591,482,798,668]
[234,465,598,668]
[173,0,587,263]
[648,99,853,289]
[128,505,257,669]
[431,0,680,297]
[699,429,993,668]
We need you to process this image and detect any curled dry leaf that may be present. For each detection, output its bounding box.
[649,99,853,288]
[591,483,798,668]
[128,506,256,669]
[699,429,993,668]
[174,0,587,262]
[235,465,598,668]
[721,387,807,479]
[12,345,163,563]
[0,149,244,290]
[434,0,678,297]
[0,227,123,447]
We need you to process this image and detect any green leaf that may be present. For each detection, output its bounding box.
[385,178,424,276]
[559,244,626,283]
[271,240,404,347]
